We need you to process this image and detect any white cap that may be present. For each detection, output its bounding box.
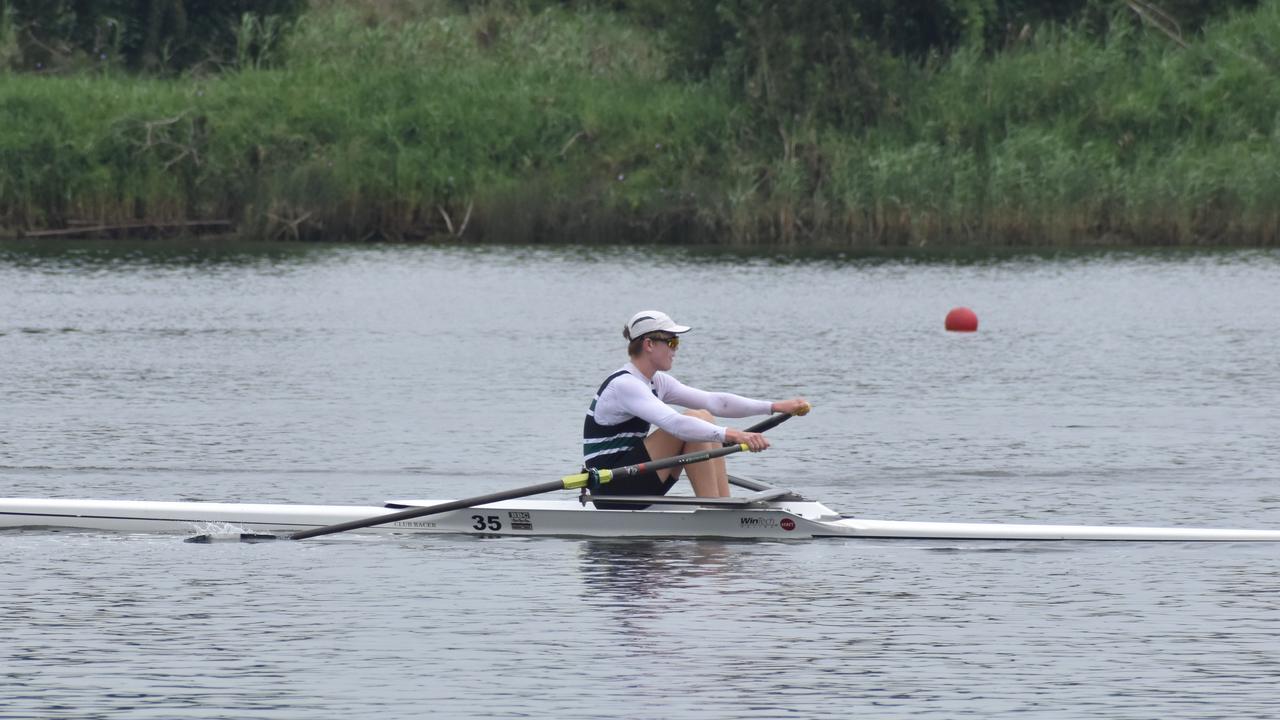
[624,310,691,340]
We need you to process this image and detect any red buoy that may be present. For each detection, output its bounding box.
[945,307,978,332]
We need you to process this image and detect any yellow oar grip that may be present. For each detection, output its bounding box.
[562,468,612,490]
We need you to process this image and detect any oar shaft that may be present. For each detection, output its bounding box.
[291,480,566,540]
[209,412,807,543]
[588,442,749,484]
[290,443,750,540]
[726,412,795,445]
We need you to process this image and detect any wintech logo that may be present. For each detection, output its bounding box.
[739,516,798,532]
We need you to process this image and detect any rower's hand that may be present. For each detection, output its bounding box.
[726,429,770,452]
[771,398,811,416]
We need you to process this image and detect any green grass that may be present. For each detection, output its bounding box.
[2,1,1279,247]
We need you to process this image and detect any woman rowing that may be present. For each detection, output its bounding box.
[583,310,809,505]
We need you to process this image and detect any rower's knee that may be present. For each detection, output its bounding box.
[681,409,718,453]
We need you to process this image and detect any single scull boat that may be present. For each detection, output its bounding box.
[3,476,1279,542]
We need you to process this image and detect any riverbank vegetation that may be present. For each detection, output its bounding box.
[2,1,1278,247]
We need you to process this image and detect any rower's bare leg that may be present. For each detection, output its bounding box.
[682,409,730,496]
[713,453,730,496]
[643,409,729,497]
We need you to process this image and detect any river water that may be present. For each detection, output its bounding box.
[2,240,1279,719]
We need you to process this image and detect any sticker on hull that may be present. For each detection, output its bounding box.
[739,516,798,532]
[508,511,533,531]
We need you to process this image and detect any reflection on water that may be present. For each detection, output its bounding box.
[578,539,740,601]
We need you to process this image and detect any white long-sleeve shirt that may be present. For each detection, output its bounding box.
[591,363,772,443]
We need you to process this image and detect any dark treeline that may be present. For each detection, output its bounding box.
[2,0,305,72]
[6,1,1257,91]
[644,0,1254,125]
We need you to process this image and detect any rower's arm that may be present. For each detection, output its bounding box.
[605,375,725,442]
[656,374,772,419]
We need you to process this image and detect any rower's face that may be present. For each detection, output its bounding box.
[648,336,678,370]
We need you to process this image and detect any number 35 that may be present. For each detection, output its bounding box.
[472,515,501,531]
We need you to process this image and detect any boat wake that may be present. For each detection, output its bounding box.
[184,522,278,544]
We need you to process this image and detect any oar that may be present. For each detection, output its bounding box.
[187,409,808,543]
[288,442,752,540]
[288,411,806,541]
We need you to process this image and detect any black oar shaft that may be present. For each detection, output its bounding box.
[290,443,750,540]
[607,442,747,480]
[192,412,807,544]
[290,480,567,540]
[730,412,794,444]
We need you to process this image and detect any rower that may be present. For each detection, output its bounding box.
[583,310,809,508]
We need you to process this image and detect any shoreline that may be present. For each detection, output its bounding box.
[2,4,1278,249]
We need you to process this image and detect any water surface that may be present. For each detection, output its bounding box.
[3,241,1279,718]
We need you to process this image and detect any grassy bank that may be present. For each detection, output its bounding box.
[2,1,1278,247]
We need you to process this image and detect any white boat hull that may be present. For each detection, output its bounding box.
[4,497,1280,542]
